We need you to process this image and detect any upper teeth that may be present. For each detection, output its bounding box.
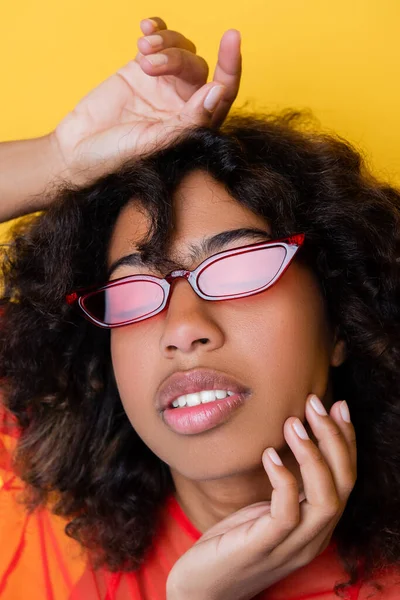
[171,389,234,408]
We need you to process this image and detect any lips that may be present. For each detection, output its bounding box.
[156,368,251,412]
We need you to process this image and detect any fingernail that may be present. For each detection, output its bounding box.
[309,394,328,416]
[292,419,309,440]
[141,18,159,31]
[266,447,283,466]
[340,400,351,423]
[146,53,168,66]
[204,85,225,112]
[144,34,163,48]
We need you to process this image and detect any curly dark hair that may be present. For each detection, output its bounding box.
[1,111,399,592]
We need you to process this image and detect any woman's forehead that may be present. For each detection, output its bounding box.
[108,171,270,266]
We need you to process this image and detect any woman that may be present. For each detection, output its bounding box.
[0,16,399,600]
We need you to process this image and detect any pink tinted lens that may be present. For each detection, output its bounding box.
[198,246,287,297]
[82,280,164,325]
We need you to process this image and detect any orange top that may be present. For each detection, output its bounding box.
[1,404,399,600]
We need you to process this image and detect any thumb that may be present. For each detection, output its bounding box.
[179,82,227,127]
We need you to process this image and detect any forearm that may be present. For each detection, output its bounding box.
[0,133,65,223]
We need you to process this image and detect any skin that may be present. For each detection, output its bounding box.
[53,17,241,186]
[108,169,348,536]
[1,16,241,221]
[0,12,357,599]
[50,16,356,598]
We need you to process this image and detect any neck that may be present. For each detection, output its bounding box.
[171,444,304,534]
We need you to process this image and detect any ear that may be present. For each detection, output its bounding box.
[330,333,347,367]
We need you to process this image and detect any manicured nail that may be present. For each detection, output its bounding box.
[292,419,309,440]
[266,447,283,466]
[340,400,351,423]
[309,394,328,416]
[146,53,168,66]
[144,34,163,48]
[203,85,225,112]
[141,18,159,32]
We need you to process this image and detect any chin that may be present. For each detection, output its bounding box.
[171,455,267,482]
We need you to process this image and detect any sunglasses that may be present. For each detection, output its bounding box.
[65,233,305,329]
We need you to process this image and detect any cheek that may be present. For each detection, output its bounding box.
[108,269,335,480]
[110,327,158,423]
[226,273,333,400]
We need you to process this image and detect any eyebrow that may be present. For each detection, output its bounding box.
[107,227,271,279]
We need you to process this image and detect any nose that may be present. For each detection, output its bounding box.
[159,279,225,357]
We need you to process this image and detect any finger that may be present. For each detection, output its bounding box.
[110,82,226,162]
[179,82,226,124]
[261,413,347,564]
[329,400,357,470]
[139,17,167,35]
[257,408,353,568]
[262,448,301,531]
[305,395,357,501]
[138,48,209,90]
[137,30,197,55]
[235,448,301,559]
[196,502,274,541]
[210,29,242,128]
[284,416,341,524]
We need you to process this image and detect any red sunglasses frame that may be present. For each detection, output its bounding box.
[65,233,305,329]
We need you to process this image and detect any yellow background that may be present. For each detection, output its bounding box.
[1,0,399,238]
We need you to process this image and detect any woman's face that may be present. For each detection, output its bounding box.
[108,170,344,481]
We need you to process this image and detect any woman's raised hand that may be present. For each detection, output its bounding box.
[53,17,242,185]
[166,395,357,600]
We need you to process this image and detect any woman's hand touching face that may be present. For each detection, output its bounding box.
[166,395,357,600]
[53,17,242,185]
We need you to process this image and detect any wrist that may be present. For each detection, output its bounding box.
[18,133,72,213]
[45,131,71,186]
[166,579,221,600]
